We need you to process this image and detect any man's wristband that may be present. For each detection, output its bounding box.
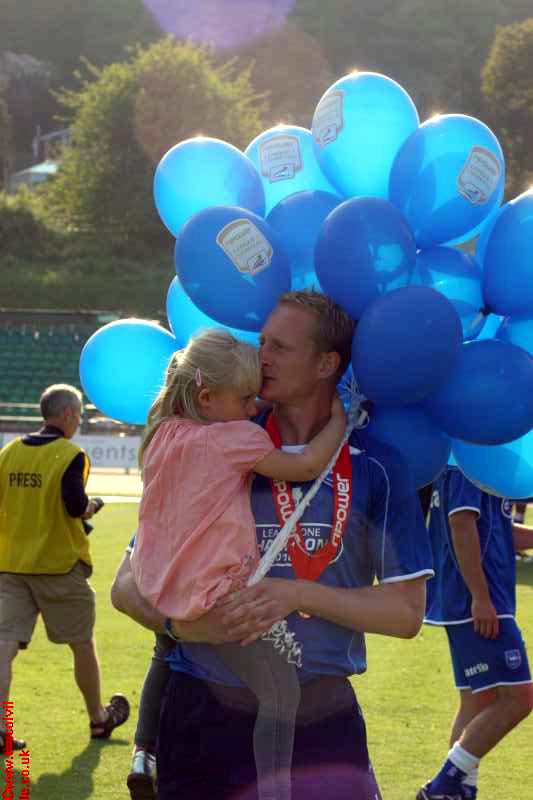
[164,617,180,642]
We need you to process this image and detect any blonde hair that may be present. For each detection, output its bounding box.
[138,329,261,467]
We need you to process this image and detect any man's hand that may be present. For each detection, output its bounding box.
[472,595,499,639]
[175,578,300,646]
[219,578,301,645]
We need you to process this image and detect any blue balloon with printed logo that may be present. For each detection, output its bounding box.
[366,405,451,488]
[452,431,533,499]
[267,190,341,289]
[482,190,533,317]
[154,137,265,237]
[166,278,259,347]
[175,205,291,331]
[411,247,485,340]
[245,126,340,216]
[311,72,419,199]
[315,196,416,320]
[80,319,178,425]
[424,339,533,445]
[352,286,462,405]
[389,114,505,248]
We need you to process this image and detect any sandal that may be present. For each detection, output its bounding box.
[90,693,130,739]
[0,729,26,754]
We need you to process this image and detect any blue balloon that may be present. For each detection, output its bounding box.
[444,183,504,249]
[315,197,416,320]
[245,126,341,216]
[366,405,451,489]
[80,319,177,425]
[389,114,505,248]
[154,137,265,237]
[175,205,291,331]
[475,312,505,340]
[411,247,485,340]
[352,286,462,405]
[452,431,533,499]
[495,317,533,356]
[166,278,259,346]
[475,200,505,266]
[266,190,341,290]
[424,339,533,445]
[312,71,419,198]
[483,190,533,317]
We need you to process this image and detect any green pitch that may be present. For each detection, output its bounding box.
[7,504,533,799]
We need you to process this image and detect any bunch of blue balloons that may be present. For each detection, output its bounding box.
[79,69,533,498]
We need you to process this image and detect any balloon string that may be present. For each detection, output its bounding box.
[249,379,367,586]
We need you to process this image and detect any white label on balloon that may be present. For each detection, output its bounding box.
[457,146,501,205]
[259,135,302,182]
[216,219,273,276]
[312,91,344,148]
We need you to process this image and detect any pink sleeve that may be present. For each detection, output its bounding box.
[207,420,275,475]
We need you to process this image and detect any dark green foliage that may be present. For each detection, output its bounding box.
[42,39,266,243]
[482,18,533,196]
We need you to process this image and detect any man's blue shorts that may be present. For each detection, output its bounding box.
[157,671,382,800]
[446,618,531,693]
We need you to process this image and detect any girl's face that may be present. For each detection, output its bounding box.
[199,387,259,422]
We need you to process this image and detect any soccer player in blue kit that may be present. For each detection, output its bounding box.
[418,467,533,800]
[145,290,435,800]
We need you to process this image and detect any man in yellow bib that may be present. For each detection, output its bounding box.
[0,384,129,751]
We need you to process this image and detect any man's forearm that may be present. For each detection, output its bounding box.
[110,556,165,633]
[451,529,492,602]
[294,578,426,639]
[513,523,533,551]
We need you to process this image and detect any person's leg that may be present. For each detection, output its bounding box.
[127,633,174,800]
[69,638,107,724]
[459,683,533,757]
[0,573,39,751]
[291,676,382,800]
[34,563,129,737]
[216,638,301,800]
[134,633,174,750]
[157,670,258,800]
[419,620,532,799]
[449,687,496,747]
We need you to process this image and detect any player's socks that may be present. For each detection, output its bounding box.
[462,767,478,799]
[448,743,479,776]
[425,758,467,796]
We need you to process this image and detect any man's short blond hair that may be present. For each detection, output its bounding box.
[277,290,355,377]
[40,384,83,420]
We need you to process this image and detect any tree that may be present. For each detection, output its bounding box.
[43,38,267,243]
[0,82,10,189]
[228,21,334,129]
[290,0,533,119]
[482,18,533,196]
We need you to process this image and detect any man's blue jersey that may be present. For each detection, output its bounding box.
[168,429,434,685]
[425,467,516,626]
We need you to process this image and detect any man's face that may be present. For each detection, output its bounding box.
[259,304,325,404]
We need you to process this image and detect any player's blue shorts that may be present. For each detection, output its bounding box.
[446,618,531,693]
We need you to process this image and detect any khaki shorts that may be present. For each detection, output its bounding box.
[0,561,96,645]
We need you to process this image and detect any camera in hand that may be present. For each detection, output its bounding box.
[83,497,105,534]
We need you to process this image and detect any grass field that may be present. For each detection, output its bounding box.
[6,501,533,799]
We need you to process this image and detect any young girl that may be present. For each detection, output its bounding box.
[131,328,346,800]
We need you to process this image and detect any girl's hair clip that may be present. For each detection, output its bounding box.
[195,367,202,387]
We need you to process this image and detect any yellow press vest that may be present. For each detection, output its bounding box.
[0,437,92,574]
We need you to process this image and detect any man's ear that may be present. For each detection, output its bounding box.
[318,351,341,380]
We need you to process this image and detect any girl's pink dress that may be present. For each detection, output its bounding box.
[131,417,274,619]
